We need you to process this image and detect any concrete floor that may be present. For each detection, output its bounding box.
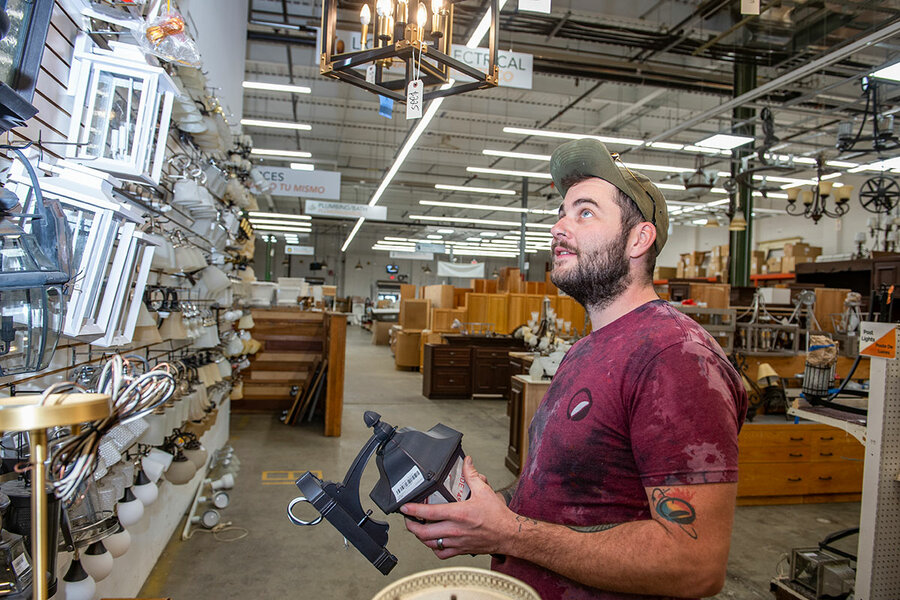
[140,326,861,599]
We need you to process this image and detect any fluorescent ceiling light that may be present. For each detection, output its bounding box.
[435,183,516,195]
[373,245,416,252]
[420,200,556,215]
[426,234,443,239]
[706,199,730,207]
[872,62,900,82]
[526,222,554,229]
[826,160,859,168]
[241,119,311,131]
[655,183,686,191]
[466,237,482,241]
[849,156,900,172]
[243,81,311,94]
[694,134,755,150]
[251,148,312,159]
[480,232,498,237]
[821,172,843,180]
[482,149,550,161]
[683,145,728,155]
[503,126,644,147]
[466,0,508,48]
[692,219,708,225]
[251,225,313,233]
[248,212,311,220]
[249,219,314,228]
[342,79,455,252]
[412,214,523,227]
[648,142,684,150]
[466,167,552,179]
[622,162,693,174]
[384,237,413,242]
[290,162,315,171]
[436,228,455,234]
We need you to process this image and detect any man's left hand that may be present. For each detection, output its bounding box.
[401,456,516,558]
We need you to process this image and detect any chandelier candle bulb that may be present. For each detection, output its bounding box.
[360,4,371,49]
[431,0,443,35]
[417,2,427,27]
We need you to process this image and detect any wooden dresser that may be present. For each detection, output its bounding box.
[737,421,864,505]
[422,335,525,399]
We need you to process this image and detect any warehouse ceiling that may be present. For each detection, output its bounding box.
[241,0,900,252]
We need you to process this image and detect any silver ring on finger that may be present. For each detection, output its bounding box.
[436,537,444,551]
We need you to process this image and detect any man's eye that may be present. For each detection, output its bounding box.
[580,209,593,218]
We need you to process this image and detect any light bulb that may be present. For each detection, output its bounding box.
[431,0,442,11]
[416,2,427,27]
[376,0,391,17]
[104,524,131,558]
[117,487,145,527]
[81,541,113,582]
[360,4,371,24]
[132,469,159,506]
[62,558,96,600]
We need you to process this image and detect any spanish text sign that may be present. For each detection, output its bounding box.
[859,321,898,359]
[255,166,341,200]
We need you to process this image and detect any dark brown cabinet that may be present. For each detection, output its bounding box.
[423,345,472,398]
[473,348,513,395]
[505,377,525,474]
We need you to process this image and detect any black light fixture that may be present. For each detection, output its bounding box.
[785,158,852,223]
[836,77,899,153]
[355,260,364,270]
[422,264,432,273]
[288,411,469,574]
[319,0,500,104]
[0,0,53,132]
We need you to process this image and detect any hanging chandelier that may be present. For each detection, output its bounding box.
[785,158,853,224]
[319,0,499,104]
[835,77,899,153]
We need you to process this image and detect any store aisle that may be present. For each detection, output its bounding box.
[140,326,859,599]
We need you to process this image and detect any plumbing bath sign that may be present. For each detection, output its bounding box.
[859,321,897,359]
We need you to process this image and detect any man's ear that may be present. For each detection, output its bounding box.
[628,222,657,259]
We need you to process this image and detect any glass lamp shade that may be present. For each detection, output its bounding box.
[0,529,33,596]
[0,217,67,376]
[65,34,176,185]
[80,541,113,582]
[141,449,174,483]
[165,453,197,485]
[116,487,144,527]
[62,557,96,600]
[104,523,130,558]
[132,469,158,506]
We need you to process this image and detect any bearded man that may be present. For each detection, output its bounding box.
[403,139,748,600]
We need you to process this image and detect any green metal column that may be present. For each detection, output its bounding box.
[729,60,756,287]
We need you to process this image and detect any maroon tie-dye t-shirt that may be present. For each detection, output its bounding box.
[493,300,748,600]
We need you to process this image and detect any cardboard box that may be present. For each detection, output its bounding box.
[684,265,704,278]
[783,243,822,258]
[766,257,783,274]
[759,287,791,304]
[400,298,431,329]
[653,266,679,280]
[394,329,422,368]
[676,263,685,278]
[372,321,392,345]
[781,255,817,273]
[710,244,730,260]
[689,283,731,309]
[423,284,454,309]
[683,251,709,266]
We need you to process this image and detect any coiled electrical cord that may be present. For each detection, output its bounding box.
[48,355,176,500]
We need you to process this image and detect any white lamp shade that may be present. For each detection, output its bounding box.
[117,488,145,527]
[200,266,230,294]
[184,444,209,470]
[81,541,114,582]
[133,469,159,506]
[104,525,131,558]
[62,558,96,600]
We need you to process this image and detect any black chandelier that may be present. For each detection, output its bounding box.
[319,0,499,104]
[836,77,900,153]
[785,158,853,223]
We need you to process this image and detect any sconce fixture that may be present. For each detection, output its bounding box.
[0,0,53,131]
[319,0,499,104]
[785,159,852,223]
[65,33,177,185]
[836,77,899,154]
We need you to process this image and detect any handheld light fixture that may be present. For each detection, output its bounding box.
[289,411,469,574]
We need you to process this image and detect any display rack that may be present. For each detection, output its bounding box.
[786,356,900,598]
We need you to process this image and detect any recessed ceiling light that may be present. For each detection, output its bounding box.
[694,134,755,150]
[241,119,312,131]
[872,62,900,82]
[251,148,312,159]
[242,81,311,94]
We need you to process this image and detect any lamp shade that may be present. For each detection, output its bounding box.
[132,469,159,506]
[165,453,198,485]
[81,541,113,582]
[158,312,188,340]
[756,362,780,384]
[104,523,131,558]
[62,557,96,600]
[729,213,747,232]
[184,441,209,470]
[117,487,144,526]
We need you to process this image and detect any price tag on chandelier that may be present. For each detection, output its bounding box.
[366,64,376,84]
[406,79,423,120]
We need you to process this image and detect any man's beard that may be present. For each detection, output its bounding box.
[550,227,632,311]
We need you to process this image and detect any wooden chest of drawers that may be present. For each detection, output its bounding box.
[737,422,864,505]
[422,345,472,398]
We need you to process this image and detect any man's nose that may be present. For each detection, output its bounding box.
[550,215,569,239]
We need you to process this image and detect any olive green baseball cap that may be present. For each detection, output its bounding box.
[549,138,669,253]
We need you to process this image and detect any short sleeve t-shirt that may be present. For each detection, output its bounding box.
[492,300,748,600]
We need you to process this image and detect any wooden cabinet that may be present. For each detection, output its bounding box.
[873,256,900,288]
[423,345,472,398]
[505,375,552,475]
[737,422,864,505]
[422,336,525,399]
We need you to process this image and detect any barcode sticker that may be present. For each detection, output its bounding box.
[12,552,30,577]
[392,465,425,502]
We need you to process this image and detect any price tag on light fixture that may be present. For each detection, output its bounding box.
[740,0,760,14]
[406,79,423,120]
[366,64,376,84]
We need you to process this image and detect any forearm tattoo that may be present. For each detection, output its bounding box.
[515,515,538,533]
[566,522,622,533]
[651,488,698,539]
